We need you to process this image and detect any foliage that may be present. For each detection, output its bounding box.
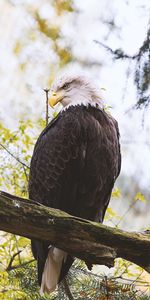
[95,23,150,109]
[9,0,150,109]
[134,26,150,108]
[12,0,75,88]
[0,118,150,299]
[0,119,44,196]
[1,256,150,299]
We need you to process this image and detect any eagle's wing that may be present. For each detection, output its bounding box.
[29,112,83,207]
[29,111,84,286]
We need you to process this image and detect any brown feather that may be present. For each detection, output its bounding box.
[29,104,121,293]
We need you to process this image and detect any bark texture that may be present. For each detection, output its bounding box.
[0,190,150,273]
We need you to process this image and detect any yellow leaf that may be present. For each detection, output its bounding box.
[107,207,118,218]
[13,41,23,55]
[112,188,121,198]
[54,0,74,15]
[134,192,146,202]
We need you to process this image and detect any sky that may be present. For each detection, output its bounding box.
[0,0,150,192]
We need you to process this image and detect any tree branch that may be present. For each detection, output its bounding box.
[94,40,138,60]
[43,88,50,127]
[0,190,150,273]
[0,143,29,169]
[6,250,22,271]
[63,278,74,300]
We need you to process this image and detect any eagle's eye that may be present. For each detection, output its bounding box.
[62,83,70,90]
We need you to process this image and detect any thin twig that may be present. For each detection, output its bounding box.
[94,40,138,60]
[44,88,50,126]
[73,267,150,286]
[115,201,137,227]
[14,236,22,264]
[0,143,30,169]
[6,250,22,271]
[104,276,109,300]
[6,259,35,272]
[63,278,74,300]
[22,165,29,182]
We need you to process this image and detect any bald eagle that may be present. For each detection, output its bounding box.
[29,74,121,294]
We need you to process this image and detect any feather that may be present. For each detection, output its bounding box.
[29,101,121,293]
[40,247,67,295]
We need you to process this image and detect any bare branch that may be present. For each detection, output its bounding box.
[6,259,35,272]
[0,143,30,169]
[6,250,22,271]
[44,88,50,127]
[94,40,138,60]
[63,278,74,300]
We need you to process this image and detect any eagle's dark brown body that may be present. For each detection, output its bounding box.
[29,104,121,286]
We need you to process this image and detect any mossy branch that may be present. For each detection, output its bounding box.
[0,190,150,273]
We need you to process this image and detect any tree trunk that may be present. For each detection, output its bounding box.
[0,190,150,273]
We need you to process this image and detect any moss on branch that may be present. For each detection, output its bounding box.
[0,190,150,273]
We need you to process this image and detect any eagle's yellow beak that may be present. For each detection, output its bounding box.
[48,91,63,108]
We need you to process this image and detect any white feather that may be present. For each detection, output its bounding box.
[51,73,104,110]
[40,247,67,295]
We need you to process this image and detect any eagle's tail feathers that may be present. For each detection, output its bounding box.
[40,247,67,295]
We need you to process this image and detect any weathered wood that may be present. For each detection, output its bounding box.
[0,190,150,273]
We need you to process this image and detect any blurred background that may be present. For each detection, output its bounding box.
[0,1,150,298]
[0,0,149,229]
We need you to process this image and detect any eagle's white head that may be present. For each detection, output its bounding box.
[49,74,104,110]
